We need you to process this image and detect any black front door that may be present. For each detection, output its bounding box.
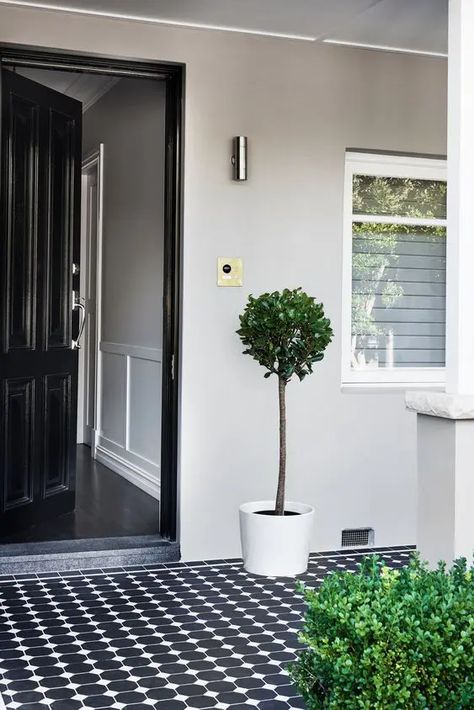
[0,69,82,536]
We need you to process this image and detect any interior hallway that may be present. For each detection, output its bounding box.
[0,446,159,544]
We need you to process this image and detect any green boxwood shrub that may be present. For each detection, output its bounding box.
[290,555,474,709]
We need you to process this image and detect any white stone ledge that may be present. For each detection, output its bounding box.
[406,391,474,420]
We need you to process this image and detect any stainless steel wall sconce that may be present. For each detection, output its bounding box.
[231,136,247,181]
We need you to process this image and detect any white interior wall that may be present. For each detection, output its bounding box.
[0,5,447,559]
[82,78,166,499]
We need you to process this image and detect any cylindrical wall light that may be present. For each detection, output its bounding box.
[231,136,248,181]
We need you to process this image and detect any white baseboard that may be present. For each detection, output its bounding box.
[91,428,99,455]
[96,438,160,500]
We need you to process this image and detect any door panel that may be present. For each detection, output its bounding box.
[47,110,74,350]
[4,94,38,353]
[3,377,35,511]
[43,372,72,497]
[0,69,82,537]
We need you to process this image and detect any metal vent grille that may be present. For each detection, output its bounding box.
[341,527,374,548]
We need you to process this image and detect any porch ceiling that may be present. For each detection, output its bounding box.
[0,0,448,56]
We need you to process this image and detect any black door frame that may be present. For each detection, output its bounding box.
[0,43,184,543]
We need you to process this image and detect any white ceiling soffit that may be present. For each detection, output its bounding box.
[0,0,379,40]
[325,0,448,57]
[15,67,119,111]
[0,0,448,56]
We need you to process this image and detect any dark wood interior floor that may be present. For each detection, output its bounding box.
[1,445,160,544]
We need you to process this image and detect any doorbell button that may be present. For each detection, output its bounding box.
[217,257,243,287]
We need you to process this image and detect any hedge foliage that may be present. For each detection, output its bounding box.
[290,555,474,709]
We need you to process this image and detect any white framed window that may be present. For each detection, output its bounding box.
[342,151,447,388]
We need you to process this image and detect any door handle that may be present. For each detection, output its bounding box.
[72,291,86,350]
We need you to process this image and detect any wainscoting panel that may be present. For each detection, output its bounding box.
[100,351,126,447]
[129,357,162,465]
[96,342,161,500]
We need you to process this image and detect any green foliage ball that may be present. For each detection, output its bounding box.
[237,288,333,382]
[290,555,474,709]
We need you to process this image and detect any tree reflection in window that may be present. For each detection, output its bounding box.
[351,176,447,370]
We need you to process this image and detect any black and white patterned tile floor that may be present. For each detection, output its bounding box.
[0,546,414,710]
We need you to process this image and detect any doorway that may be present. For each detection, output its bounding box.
[0,46,182,560]
[78,146,102,452]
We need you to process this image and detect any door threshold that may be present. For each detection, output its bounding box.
[0,535,179,574]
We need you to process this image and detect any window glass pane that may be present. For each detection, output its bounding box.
[351,222,446,369]
[353,175,447,219]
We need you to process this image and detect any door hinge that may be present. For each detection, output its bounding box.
[171,354,175,380]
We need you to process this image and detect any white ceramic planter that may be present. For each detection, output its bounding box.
[239,500,315,577]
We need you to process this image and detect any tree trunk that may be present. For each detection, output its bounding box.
[275,377,287,515]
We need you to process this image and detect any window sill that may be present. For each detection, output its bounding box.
[341,382,446,394]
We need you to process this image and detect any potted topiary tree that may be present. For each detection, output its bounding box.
[237,288,332,576]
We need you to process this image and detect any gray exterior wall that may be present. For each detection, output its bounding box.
[0,4,448,559]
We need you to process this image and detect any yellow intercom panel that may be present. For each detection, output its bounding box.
[217,257,243,287]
